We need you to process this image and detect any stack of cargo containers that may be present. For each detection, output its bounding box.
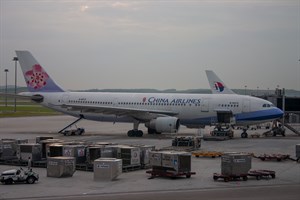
[221,153,252,176]
[17,143,42,161]
[47,157,76,177]
[93,158,122,181]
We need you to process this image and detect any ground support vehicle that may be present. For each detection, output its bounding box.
[256,154,290,162]
[192,151,223,158]
[247,170,276,180]
[146,167,196,179]
[62,128,85,136]
[0,168,39,184]
[213,173,248,182]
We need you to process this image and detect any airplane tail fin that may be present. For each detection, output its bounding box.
[16,51,64,92]
[205,70,235,94]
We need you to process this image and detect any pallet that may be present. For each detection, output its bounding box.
[213,173,248,182]
[146,169,196,179]
[256,154,290,162]
[192,151,223,158]
[248,170,276,180]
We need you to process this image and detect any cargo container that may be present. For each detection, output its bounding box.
[48,144,64,157]
[17,143,42,161]
[86,146,114,164]
[120,146,140,166]
[62,145,86,163]
[137,145,155,167]
[161,151,191,173]
[149,151,164,167]
[147,151,194,178]
[221,153,252,176]
[35,136,53,144]
[0,140,18,160]
[94,158,122,181]
[40,139,63,159]
[47,157,76,177]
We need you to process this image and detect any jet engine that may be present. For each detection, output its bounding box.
[146,117,180,133]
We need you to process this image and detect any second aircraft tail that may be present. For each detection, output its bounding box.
[205,70,235,94]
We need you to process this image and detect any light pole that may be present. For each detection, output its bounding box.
[13,57,18,112]
[4,69,9,107]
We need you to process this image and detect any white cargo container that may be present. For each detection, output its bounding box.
[149,151,164,167]
[221,153,252,175]
[161,151,191,173]
[137,145,155,167]
[86,146,114,164]
[47,157,76,177]
[120,146,140,166]
[94,158,122,181]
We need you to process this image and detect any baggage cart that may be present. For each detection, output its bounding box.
[247,170,276,180]
[146,166,196,179]
[213,173,248,182]
[257,154,290,162]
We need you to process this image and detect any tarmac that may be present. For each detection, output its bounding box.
[0,115,300,200]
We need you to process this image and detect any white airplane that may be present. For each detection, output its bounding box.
[13,51,283,137]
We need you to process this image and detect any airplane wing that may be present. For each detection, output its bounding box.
[59,104,179,121]
[205,70,235,94]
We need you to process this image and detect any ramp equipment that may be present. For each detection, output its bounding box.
[192,151,223,158]
[58,115,84,134]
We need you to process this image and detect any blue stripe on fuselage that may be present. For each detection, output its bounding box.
[182,108,283,126]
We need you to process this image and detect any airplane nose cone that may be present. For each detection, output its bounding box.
[275,107,284,118]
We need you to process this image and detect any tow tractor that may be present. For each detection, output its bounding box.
[0,167,39,184]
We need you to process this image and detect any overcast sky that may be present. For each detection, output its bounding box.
[0,0,299,91]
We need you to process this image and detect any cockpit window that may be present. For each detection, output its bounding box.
[263,103,274,108]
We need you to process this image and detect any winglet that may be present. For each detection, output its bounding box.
[205,70,235,94]
[16,51,64,92]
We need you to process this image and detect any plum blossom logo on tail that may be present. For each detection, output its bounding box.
[25,65,49,90]
[214,82,225,92]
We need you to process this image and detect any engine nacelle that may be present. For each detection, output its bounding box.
[146,117,180,133]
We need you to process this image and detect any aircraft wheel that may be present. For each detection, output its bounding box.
[127,130,134,137]
[241,132,248,138]
[137,130,143,137]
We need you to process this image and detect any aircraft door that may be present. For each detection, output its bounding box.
[201,98,210,112]
[242,99,250,113]
[61,94,70,104]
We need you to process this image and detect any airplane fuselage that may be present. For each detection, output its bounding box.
[22,91,283,129]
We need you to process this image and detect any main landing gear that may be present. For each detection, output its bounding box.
[241,128,248,138]
[127,130,143,137]
[127,121,143,137]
